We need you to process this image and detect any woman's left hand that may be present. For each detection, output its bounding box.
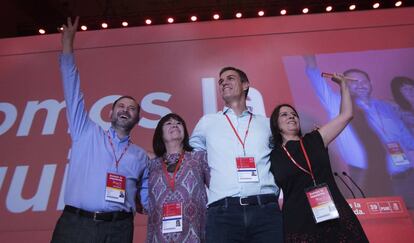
[331,72,347,85]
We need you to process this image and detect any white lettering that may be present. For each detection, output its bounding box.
[201,78,217,115]
[0,102,17,135]
[0,91,182,136]
[89,95,120,130]
[6,164,56,213]
[0,167,7,191]
[139,92,172,129]
[353,208,365,215]
[17,100,66,136]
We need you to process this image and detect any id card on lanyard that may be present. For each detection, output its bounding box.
[162,203,183,233]
[386,142,411,167]
[105,131,130,204]
[372,106,411,167]
[225,113,259,183]
[236,156,259,182]
[162,153,185,233]
[105,173,126,203]
[305,183,339,223]
[282,138,339,223]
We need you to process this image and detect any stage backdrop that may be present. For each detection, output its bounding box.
[1,7,414,243]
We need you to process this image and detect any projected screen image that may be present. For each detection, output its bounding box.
[283,48,414,209]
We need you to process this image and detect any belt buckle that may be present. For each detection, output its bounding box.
[93,212,103,221]
[239,197,249,206]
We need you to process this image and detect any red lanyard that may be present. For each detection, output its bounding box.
[225,112,253,155]
[282,138,316,186]
[162,152,185,191]
[107,131,131,171]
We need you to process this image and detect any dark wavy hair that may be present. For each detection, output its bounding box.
[391,76,414,111]
[269,104,303,147]
[152,113,193,157]
[219,66,250,98]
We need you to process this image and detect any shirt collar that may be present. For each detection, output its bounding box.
[109,127,130,143]
[222,106,253,117]
[355,98,377,110]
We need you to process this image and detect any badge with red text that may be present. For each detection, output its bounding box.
[236,156,259,182]
[105,173,126,203]
[162,203,183,234]
[305,184,339,223]
[386,142,410,166]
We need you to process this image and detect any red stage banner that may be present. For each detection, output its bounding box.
[348,197,414,243]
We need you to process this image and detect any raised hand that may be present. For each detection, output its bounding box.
[318,71,353,147]
[331,72,347,85]
[60,16,79,53]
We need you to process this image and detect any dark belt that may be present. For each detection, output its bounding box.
[64,205,133,221]
[208,194,278,207]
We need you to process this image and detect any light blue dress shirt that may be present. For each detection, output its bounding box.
[60,53,148,213]
[190,107,279,205]
[306,66,414,175]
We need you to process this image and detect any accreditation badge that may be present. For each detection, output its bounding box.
[386,142,411,166]
[236,156,259,182]
[162,203,183,234]
[305,183,339,223]
[105,172,126,203]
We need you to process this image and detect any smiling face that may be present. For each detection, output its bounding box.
[152,113,192,157]
[400,83,414,105]
[162,118,184,144]
[218,69,249,105]
[109,97,139,132]
[277,106,300,137]
[346,71,372,100]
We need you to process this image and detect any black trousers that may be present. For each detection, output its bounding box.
[51,210,134,243]
[206,198,283,243]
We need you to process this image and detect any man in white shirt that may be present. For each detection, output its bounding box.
[190,67,283,243]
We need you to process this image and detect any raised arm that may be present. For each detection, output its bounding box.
[59,17,93,140]
[318,73,353,147]
[61,17,79,53]
[304,55,340,111]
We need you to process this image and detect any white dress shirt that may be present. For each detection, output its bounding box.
[190,107,279,205]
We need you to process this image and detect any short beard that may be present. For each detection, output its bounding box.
[111,115,137,133]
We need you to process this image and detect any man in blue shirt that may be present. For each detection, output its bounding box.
[304,55,414,208]
[190,67,283,243]
[51,17,148,243]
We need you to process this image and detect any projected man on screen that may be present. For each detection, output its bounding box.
[190,67,283,243]
[51,17,148,243]
[304,55,414,208]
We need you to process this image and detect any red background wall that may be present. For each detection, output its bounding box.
[1,7,414,242]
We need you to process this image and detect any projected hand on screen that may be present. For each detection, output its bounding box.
[304,54,414,208]
[59,16,79,54]
[318,72,353,147]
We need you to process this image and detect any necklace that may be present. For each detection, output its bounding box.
[166,159,179,173]
[163,152,184,173]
